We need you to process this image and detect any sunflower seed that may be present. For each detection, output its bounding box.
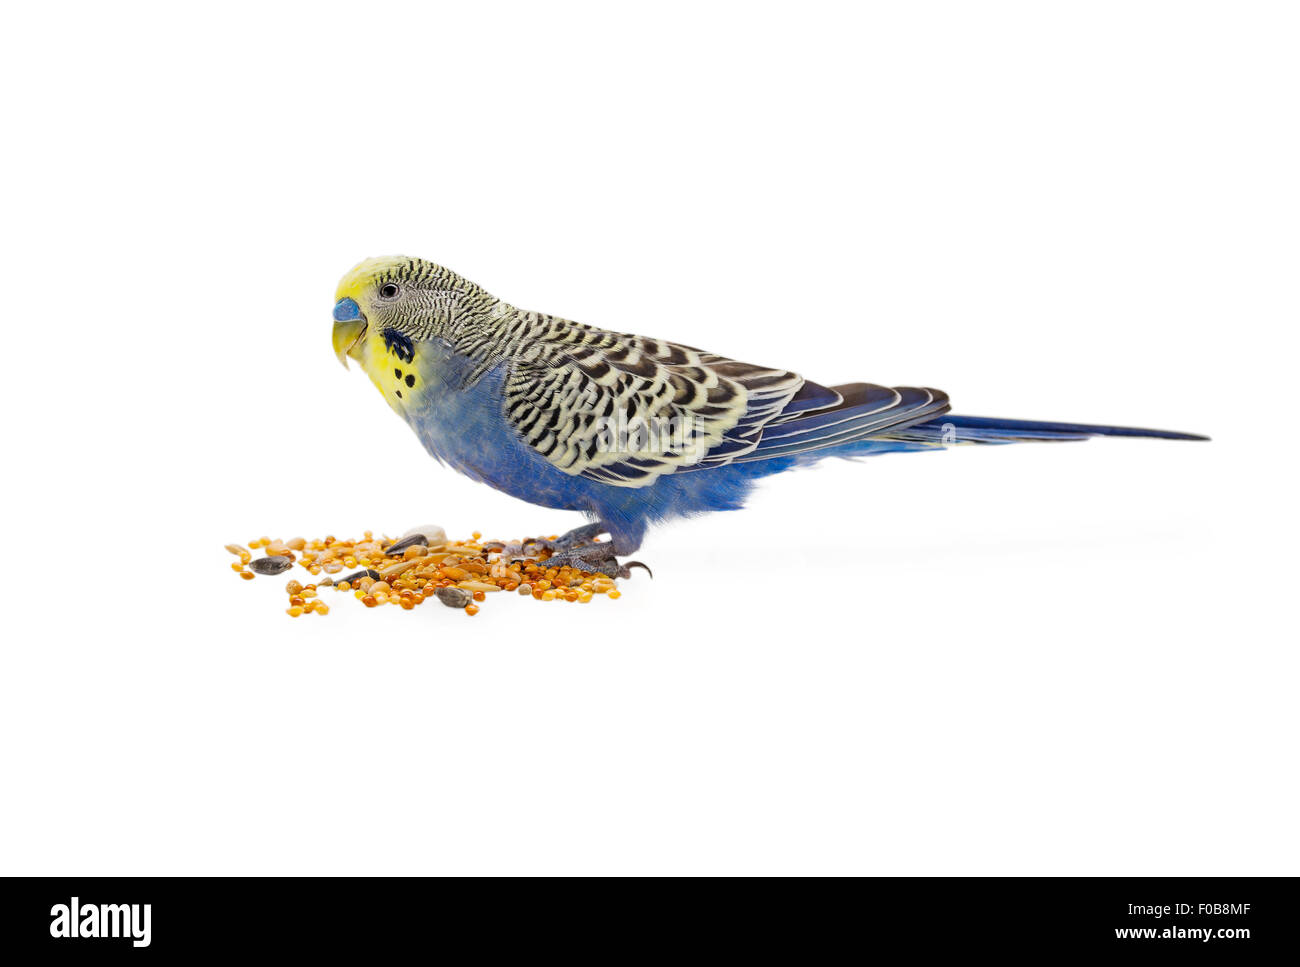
[435,586,472,609]
[249,556,293,575]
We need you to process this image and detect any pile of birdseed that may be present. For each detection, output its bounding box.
[226,525,622,618]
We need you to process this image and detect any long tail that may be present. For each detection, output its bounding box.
[885,414,1209,445]
[707,379,1206,474]
[704,383,1207,483]
[735,379,1207,461]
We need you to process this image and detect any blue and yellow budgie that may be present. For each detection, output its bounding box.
[333,256,1205,575]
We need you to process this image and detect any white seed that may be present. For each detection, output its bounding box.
[401,524,447,547]
[457,580,502,593]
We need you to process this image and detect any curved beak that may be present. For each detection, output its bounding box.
[332,298,367,369]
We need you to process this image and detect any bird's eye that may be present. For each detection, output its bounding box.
[379,283,400,299]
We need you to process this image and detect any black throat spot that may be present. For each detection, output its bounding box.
[382,328,415,364]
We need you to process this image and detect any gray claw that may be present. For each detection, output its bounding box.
[524,522,607,556]
[512,537,652,581]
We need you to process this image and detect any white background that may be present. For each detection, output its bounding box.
[2,2,1295,875]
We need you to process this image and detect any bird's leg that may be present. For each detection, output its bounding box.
[522,521,607,555]
[532,541,653,580]
[518,520,652,578]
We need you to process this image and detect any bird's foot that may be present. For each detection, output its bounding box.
[522,521,607,556]
[526,541,653,580]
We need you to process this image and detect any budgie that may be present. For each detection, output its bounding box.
[332,256,1205,575]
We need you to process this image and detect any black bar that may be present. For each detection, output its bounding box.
[0,876,1290,957]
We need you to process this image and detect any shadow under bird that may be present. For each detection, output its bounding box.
[332,256,1206,576]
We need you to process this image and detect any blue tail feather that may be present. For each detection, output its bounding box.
[903,415,1209,443]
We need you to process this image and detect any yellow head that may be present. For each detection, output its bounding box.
[332,255,501,416]
[332,255,499,363]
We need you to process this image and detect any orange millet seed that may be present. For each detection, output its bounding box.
[229,527,626,618]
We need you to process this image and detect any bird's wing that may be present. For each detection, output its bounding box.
[503,322,948,487]
[503,325,802,486]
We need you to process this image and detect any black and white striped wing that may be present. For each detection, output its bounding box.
[502,332,804,487]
